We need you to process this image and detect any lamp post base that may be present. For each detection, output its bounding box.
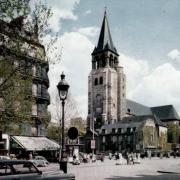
[60,160,67,173]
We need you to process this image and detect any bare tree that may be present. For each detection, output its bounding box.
[49,89,80,127]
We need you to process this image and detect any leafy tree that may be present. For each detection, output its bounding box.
[0,0,30,21]
[0,0,60,134]
[47,123,60,143]
[167,123,179,144]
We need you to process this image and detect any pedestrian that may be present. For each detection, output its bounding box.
[173,151,176,158]
[109,152,112,160]
[29,152,32,160]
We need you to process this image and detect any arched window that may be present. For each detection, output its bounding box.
[94,78,98,85]
[99,76,103,85]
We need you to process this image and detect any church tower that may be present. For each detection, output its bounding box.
[88,11,126,130]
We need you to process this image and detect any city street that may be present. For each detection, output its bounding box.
[40,157,180,180]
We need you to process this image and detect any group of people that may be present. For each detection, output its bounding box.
[109,152,141,165]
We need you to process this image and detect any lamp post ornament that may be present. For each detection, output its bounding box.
[57,72,69,174]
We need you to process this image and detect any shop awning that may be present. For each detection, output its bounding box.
[11,136,60,151]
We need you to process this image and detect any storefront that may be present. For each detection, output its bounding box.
[10,135,60,162]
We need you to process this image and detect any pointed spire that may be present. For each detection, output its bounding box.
[93,9,118,55]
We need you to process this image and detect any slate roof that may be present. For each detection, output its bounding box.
[126,99,152,116]
[151,105,180,121]
[101,115,157,134]
[92,11,118,55]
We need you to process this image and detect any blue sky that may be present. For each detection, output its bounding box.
[47,0,180,121]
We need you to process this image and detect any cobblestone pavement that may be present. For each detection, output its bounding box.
[40,157,180,180]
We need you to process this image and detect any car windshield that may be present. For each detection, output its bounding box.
[35,156,45,160]
[0,162,38,176]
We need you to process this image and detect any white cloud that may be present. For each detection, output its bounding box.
[119,53,180,113]
[48,30,94,119]
[84,9,92,15]
[167,49,180,60]
[78,26,99,37]
[47,0,80,32]
[129,63,180,109]
[120,53,150,91]
[49,7,78,32]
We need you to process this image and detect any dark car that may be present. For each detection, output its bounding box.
[0,160,75,179]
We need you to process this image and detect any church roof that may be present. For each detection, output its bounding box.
[122,115,165,127]
[100,115,166,134]
[92,11,118,55]
[151,105,180,121]
[126,99,179,123]
[126,99,152,116]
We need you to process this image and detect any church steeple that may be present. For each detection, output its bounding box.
[92,10,118,55]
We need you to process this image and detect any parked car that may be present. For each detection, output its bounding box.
[30,156,49,167]
[0,160,75,179]
[72,159,80,165]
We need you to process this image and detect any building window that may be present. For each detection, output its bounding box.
[150,135,153,144]
[112,128,116,133]
[102,136,105,143]
[37,84,41,96]
[102,129,105,134]
[127,128,131,133]
[41,84,47,97]
[112,136,117,142]
[36,64,41,77]
[94,78,98,85]
[32,104,37,116]
[99,76,103,84]
[32,84,37,97]
[32,65,36,76]
[118,128,122,133]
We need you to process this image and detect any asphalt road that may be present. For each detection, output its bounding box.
[40,157,180,180]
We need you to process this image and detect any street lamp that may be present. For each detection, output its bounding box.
[57,72,69,173]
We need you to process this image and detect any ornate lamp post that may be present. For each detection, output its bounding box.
[57,72,69,173]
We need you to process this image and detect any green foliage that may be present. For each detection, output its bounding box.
[47,124,61,143]
[143,126,157,147]
[159,132,167,150]
[167,123,179,143]
[0,0,30,21]
[0,57,34,133]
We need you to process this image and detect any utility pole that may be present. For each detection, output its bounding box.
[92,116,95,157]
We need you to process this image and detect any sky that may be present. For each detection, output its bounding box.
[46,0,180,121]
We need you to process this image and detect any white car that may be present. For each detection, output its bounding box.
[30,156,49,167]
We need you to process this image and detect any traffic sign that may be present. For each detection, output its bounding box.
[68,127,78,140]
[91,140,95,149]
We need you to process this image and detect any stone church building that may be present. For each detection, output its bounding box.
[85,11,180,153]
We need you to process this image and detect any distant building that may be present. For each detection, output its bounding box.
[85,11,180,153]
[0,17,50,136]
